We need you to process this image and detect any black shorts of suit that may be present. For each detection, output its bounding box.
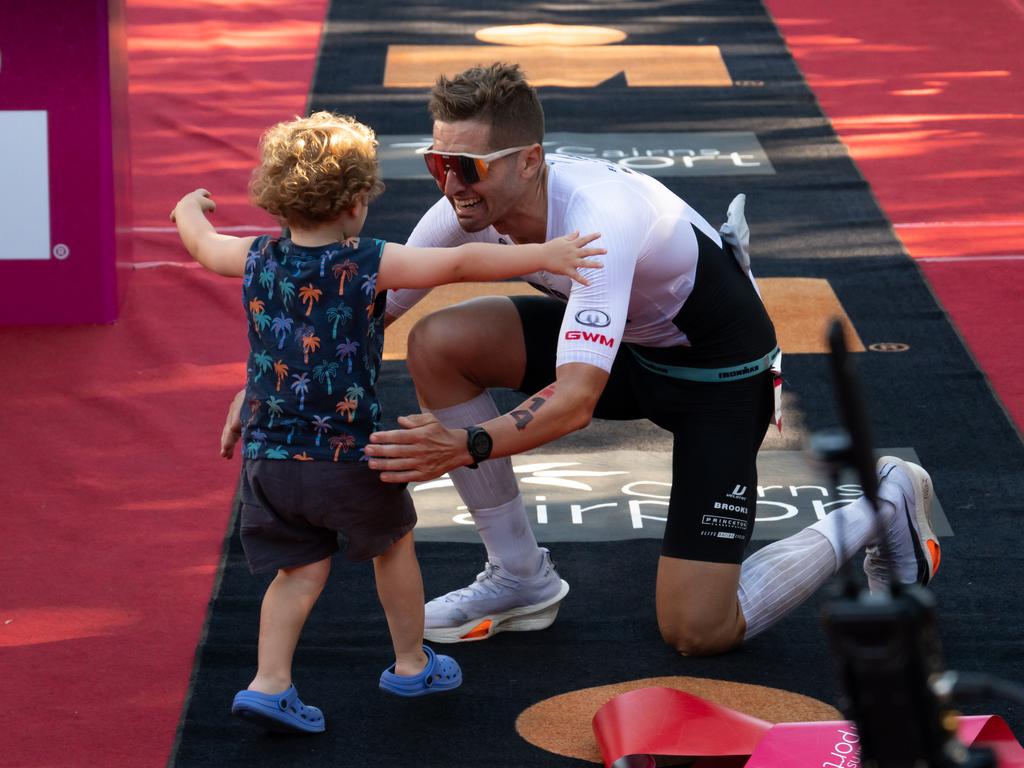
[511,294,774,564]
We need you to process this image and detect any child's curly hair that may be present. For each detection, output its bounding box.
[250,111,385,229]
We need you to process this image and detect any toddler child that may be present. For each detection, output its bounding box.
[170,111,603,734]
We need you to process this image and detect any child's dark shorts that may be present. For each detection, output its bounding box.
[238,459,416,574]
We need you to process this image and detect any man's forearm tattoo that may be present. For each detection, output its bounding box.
[510,386,556,431]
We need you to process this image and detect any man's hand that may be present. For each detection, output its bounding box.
[365,413,470,482]
[220,388,245,458]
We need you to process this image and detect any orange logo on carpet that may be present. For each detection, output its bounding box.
[383,23,733,88]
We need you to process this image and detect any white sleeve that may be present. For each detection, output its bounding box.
[555,190,639,372]
[385,197,477,319]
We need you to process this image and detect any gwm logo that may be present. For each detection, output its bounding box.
[575,308,611,327]
[565,330,615,347]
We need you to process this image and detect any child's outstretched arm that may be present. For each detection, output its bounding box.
[170,189,255,277]
[376,231,605,291]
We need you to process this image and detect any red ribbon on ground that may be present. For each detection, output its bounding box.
[593,687,1024,768]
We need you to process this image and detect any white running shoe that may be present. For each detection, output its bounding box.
[423,548,570,643]
[863,456,941,593]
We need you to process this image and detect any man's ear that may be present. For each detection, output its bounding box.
[520,143,545,178]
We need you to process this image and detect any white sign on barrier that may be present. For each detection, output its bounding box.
[0,110,51,260]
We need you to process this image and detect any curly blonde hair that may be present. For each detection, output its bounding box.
[250,111,385,229]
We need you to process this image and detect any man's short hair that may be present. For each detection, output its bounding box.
[428,62,545,150]
[250,111,385,229]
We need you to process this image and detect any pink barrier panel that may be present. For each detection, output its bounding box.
[0,0,132,324]
[593,687,1024,768]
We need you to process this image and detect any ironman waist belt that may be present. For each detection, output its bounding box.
[628,345,781,383]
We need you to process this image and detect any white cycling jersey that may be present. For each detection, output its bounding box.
[386,153,746,373]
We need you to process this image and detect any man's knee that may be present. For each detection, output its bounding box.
[406,298,525,394]
[655,557,745,655]
[658,613,743,656]
[406,305,497,377]
[406,310,457,373]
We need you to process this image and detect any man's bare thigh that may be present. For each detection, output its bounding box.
[406,295,527,407]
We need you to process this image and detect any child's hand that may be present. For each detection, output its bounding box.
[542,231,605,286]
[169,188,216,223]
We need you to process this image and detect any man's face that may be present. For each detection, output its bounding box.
[430,119,528,233]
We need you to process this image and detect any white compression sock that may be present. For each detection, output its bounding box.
[737,528,837,640]
[429,393,542,577]
[472,498,544,578]
[807,493,897,565]
[430,392,520,508]
[737,490,900,640]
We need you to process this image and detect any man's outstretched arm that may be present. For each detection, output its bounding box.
[364,363,608,482]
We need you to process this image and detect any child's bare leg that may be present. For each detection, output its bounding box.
[373,531,428,676]
[249,557,331,694]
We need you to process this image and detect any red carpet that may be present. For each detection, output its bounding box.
[3,2,1021,766]
[0,2,326,766]
[764,0,1024,432]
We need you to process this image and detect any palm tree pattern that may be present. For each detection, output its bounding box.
[241,235,386,461]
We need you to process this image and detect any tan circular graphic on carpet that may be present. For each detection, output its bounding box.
[475,23,627,47]
[515,677,842,763]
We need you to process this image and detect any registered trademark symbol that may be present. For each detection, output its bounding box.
[869,342,910,352]
[53,243,70,260]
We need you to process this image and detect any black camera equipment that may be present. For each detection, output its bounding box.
[814,320,995,768]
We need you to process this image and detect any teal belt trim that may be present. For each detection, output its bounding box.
[629,345,780,383]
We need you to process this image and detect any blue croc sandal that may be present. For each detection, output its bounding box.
[231,684,325,734]
[379,645,462,697]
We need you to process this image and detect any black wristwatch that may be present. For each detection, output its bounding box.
[464,426,493,469]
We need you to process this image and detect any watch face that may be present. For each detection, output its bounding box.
[470,429,492,458]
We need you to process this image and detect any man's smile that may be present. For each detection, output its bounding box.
[453,196,482,213]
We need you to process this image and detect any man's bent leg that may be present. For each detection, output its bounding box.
[407,296,541,575]
[736,528,837,641]
[405,297,568,641]
[430,394,542,577]
[656,522,837,654]
[652,394,929,649]
[406,296,528,407]
[735,457,940,643]
[658,517,882,653]
[656,557,745,655]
